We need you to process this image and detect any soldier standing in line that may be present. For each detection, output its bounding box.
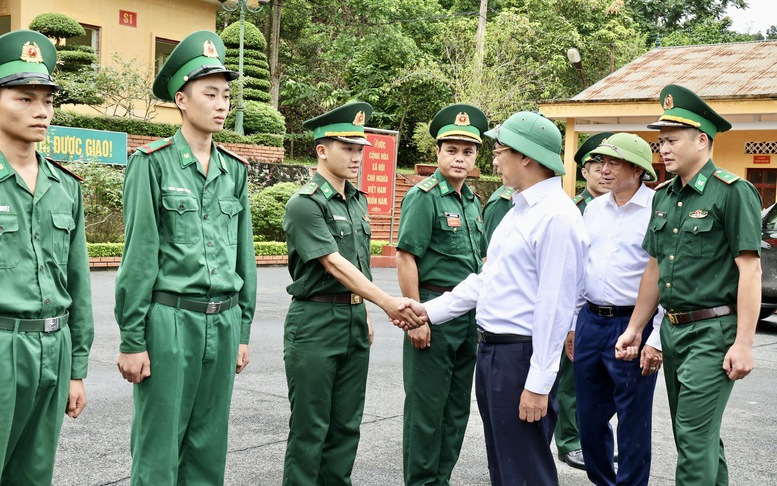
[115,31,257,485]
[397,104,487,485]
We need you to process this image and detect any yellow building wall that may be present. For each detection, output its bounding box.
[5,0,219,123]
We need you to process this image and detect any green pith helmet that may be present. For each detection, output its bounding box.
[574,132,613,167]
[153,30,238,102]
[484,111,564,175]
[589,132,657,182]
[0,30,59,90]
[302,102,373,146]
[429,104,488,145]
[647,84,731,139]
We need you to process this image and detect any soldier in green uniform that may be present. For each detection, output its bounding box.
[481,137,514,249]
[0,30,94,486]
[282,102,423,485]
[397,104,487,485]
[114,31,257,485]
[616,85,762,485]
[556,131,612,470]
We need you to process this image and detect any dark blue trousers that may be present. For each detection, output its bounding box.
[573,305,657,486]
[476,341,559,486]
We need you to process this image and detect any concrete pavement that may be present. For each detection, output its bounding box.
[53,267,777,485]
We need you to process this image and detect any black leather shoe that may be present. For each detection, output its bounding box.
[559,449,586,470]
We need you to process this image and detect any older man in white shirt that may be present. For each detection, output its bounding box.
[566,133,663,486]
[401,111,588,485]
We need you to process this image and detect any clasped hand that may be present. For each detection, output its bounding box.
[386,298,428,331]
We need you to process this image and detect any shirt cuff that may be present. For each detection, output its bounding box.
[646,326,662,351]
[525,366,556,395]
[71,354,89,380]
[119,330,147,354]
[424,295,453,325]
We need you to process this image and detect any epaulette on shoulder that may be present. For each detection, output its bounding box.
[500,187,516,200]
[216,144,249,166]
[713,169,740,185]
[573,194,584,205]
[653,177,675,190]
[46,157,83,182]
[136,138,172,155]
[298,181,319,196]
[417,177,439,193]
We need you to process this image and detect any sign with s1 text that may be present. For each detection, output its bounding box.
[120,10,137,27]
[36,126,128,165]
[361,130,398,215]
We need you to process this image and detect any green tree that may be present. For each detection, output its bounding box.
[662,17,753,46]
[221,21,271,103]
[93,53,159,120]
[249,182,300,241]
[766,25,777,40]
[66,162,125,243]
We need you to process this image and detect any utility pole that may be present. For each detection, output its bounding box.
[474,0,488,89]
[269,0,282,109]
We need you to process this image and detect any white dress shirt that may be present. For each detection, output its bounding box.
[425,176,589,395]
[575,183,662,349]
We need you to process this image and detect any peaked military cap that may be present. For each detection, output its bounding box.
[589,132,657,182]
[647,84,731,139]
[484,111,564,174]
[429,104,488,144]
[153,30,238,102]
[0,30,60,90]
[302,101,373,146]
[574,132,613,167]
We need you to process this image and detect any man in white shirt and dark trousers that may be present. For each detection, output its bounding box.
[567,133,663,486]
[401,111,588,485]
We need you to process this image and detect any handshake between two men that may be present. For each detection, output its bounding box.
[386,298,428,331]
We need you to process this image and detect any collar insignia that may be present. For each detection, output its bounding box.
[689,210,708,219]
[353,111,366,126]
[203,40,219,58]
[663,94,674,110]
[21,42,43,63]
[454,112,470,126]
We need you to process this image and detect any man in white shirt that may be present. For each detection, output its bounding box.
[566,133,663,486]
[401,111,588,485]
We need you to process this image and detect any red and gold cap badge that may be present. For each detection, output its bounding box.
[203,40,219,58]
[20,41,43,63]
[353,110,366,126]
[454,112,471,126]
[663,94,674,110]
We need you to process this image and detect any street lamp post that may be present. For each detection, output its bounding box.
[566,47,587,89]
[219,0,270,135]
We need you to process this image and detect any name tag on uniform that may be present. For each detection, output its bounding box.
[654,211,667,218]
[0,205,10,212]
[445,212,461,227]
[333,214,347,221]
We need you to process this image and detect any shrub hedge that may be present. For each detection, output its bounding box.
[86,241,390,258]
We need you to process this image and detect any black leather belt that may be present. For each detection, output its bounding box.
[0,313,68,332]
[477,328,532,344]
[420,283,455,293]
[587,302,636,318]
[296,293,363,305]
[666,305,736,325]
[152,292,239,314]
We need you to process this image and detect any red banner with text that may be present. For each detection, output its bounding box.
[361,132,398,215]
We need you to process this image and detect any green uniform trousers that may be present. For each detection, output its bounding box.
[130,302,240,486]
[283,300,370,486]
[403,289,477,486]
[554,351,581,454]
[661,315,736,486]
[0,324,71,486]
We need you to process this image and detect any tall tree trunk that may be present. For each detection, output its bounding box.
[474,0,488,97]
[269,0,282,109]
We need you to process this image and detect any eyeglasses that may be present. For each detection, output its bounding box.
[492,145,511,161]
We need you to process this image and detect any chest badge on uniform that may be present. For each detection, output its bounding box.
[333,214,347,221]
[445,211,461,227]
[655,211,667,218]
[689,210,708,219]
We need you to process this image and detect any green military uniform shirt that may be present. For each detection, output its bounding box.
[643,160,762,312]
[0,152,93,378]
[481,184,515,253]
[114,129,257,353]
[573,187,595,214]
[284,171,372,296]
[397,168,483,286]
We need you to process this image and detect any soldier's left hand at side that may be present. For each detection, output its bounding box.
[236,344,250,374]
[723,341,754,380]
[66,379,87,419]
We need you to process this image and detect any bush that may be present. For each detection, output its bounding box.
[370,240,390,255]
[221,21,267,50]
[66,162,125,243]
[226,100,285,136]
[244,77,271,91]
[249,182,299,242]
[29,13,85,41]
[255,241,287,256]
[241,65,270,80]
[242,88,271,103]
[87,243,124,257]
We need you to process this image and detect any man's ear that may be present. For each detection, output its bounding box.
[174,91,186,111]
[316,143,328,159]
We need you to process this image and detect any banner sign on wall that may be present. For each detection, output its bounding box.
[36,126,128,165]
[361,130,398,215]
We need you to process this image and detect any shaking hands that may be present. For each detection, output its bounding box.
[383,297,428,331]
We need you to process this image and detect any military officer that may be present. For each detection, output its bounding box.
[397,104,487,485]
[0,30,94,485]
[616,85,762,485]
[556,131,612,470]
[282,102,423,485]
[114,31,257,485]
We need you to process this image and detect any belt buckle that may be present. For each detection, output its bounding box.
[600,306,615,318]
[43,317,59,332]
[206,301,222,314]
[476,328,486,343]
[350,294,362,305]
[666,313,679,325]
